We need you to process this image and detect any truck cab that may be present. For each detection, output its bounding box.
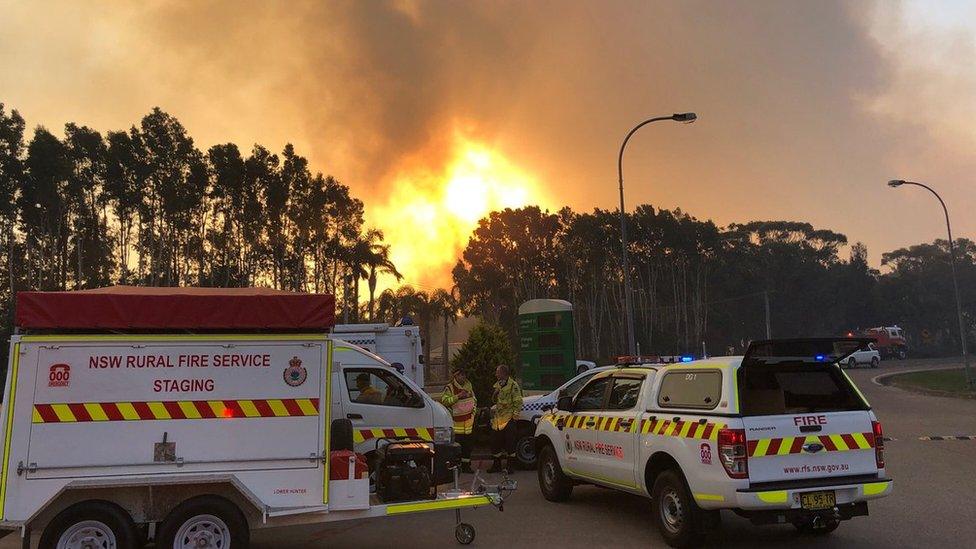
[534,338,891,547]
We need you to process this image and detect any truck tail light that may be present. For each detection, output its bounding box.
[872,420,885,469]
[718,428,748,479]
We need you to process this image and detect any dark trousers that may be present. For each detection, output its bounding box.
[490,421,518,460]
[456,433,473,464]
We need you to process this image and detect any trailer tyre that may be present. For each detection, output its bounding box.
[40,500,139,549]
[455,522,476,544]
[156,495,249,549]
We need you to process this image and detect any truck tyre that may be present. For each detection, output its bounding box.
[871,356,880,368]
[39,500,139,549]
[651,469,703,548]
[331,418,355,452]
[538,444,573,502]
[156,495,249,549]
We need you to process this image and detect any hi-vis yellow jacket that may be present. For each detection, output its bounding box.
[440,379,476,435]
[491,378,523,431]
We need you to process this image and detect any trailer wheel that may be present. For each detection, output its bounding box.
[39,500,139,549]
[156,495,249,549]
[455,522,476,545]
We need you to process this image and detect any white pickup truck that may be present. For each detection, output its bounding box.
[534,339,891,547]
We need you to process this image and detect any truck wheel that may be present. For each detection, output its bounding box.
[538,444,573,501]
[156,495,249,549]
[651,469,703,548]
[515,429,538,469]
[871,357,880,368]
[39,500,139,549]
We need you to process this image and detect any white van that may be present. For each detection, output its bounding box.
[332,323,425,387]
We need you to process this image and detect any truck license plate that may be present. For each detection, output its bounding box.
[800,491,836,510]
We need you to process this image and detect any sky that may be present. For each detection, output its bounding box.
[2,0,975,289]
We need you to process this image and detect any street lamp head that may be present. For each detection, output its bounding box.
[887,179,906,188]
[672,112,697,123]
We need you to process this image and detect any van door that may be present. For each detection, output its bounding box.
[738,339,880,483]
[339,365,433,454]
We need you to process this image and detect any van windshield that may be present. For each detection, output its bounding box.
[738,363,867,416]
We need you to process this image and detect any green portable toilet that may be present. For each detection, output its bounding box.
[518,299,577,391]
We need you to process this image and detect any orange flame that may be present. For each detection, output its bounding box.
[368,131,549,291]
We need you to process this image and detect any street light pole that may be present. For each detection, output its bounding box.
[617,113,697,356]
[888,179,972,386]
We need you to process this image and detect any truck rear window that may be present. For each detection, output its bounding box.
[738,364,866,415]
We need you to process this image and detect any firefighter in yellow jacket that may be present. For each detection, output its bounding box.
[440,367,476,473]
[488,364,523,474]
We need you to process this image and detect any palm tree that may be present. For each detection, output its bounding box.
[432,287,460,367]
[345,228,401,323]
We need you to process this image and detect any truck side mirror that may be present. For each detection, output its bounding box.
[556,395,574,412]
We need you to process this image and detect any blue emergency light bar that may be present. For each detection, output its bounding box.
[680,355,694,363]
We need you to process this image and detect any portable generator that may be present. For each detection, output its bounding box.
[376,441,436,502]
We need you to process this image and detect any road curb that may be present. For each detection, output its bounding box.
[872,367,976,400]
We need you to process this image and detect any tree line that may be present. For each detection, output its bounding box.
[0,104,411,330]
[452,206,976,361]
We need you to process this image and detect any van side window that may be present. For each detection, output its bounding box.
[658,370,721,410]
[574,377,612,411]
[607,377,643,410]
[344,369,423,408]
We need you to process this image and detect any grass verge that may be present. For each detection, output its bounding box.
[884,368,976,399]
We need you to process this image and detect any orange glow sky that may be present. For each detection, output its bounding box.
[3,1,975,289]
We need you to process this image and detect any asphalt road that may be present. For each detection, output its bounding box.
[6,358,974,548]
[249,358,976,549]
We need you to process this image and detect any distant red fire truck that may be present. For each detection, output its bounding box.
[847,326,909,360]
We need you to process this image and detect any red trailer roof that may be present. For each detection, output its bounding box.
[16,286,336,331]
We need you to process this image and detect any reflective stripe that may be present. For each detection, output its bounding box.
[549,413,724,441]
[0,343,21,519]
[749,432,874,457]
[694,493,725,502]
[33,399,320,423]
[385,495,490,515]
[353,427,434,444]
[756,490,788,504]
[863,482,890,496]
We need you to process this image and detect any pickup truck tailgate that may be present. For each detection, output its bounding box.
[738,338,880,483]
[743,412,877,482]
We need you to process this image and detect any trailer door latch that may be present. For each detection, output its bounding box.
[16,461,37,476]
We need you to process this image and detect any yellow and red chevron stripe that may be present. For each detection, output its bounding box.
[354,427,434,444]
[638,418,725,441]
[32,398,320,423]
[552,414,724,441]
[748,432,875,457]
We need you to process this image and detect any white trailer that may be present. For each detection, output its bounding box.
[332,323,424,387]
[0,288,511,548]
